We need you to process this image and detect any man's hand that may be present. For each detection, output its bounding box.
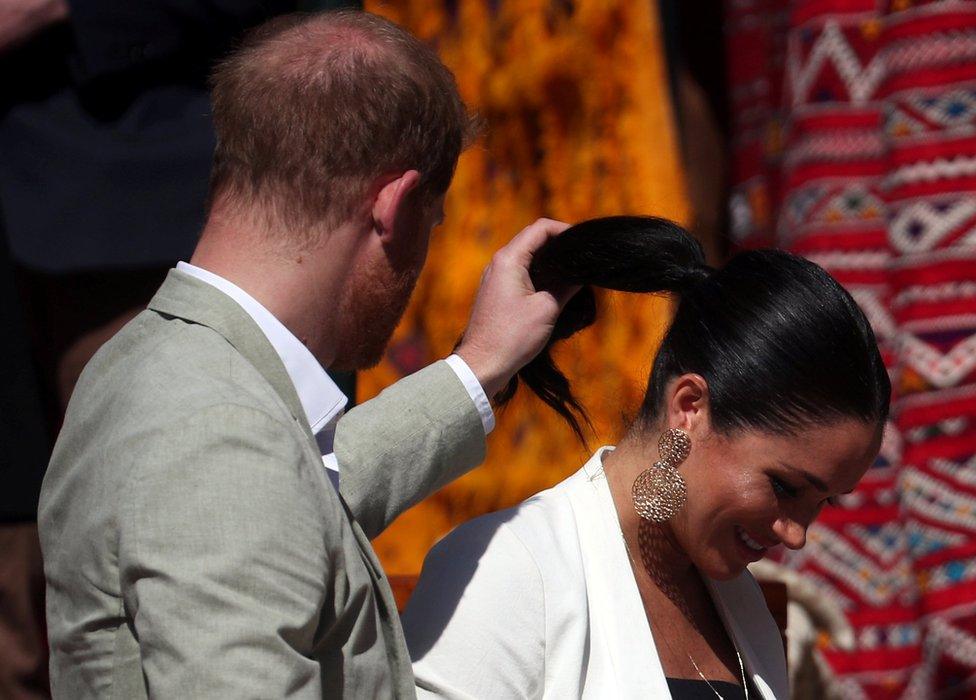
[456,218,579,398]
[0,0,68,53]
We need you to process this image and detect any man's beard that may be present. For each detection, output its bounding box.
[330,258,421,371]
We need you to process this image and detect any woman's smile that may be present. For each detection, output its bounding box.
[733,525,769,563]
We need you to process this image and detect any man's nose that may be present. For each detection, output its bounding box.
[773,517,807,550]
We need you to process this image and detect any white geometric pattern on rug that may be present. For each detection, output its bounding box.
[906,521,968,559]
[885,104,930,137]
[898,332,976,388]
[930,455,976,487]
[848,522,908,567]
[901,467,976,531]
[805,526,912,606]
[851,288,897,342]
[888,155,976,188]
[886,30,976,74]
[788,20,885,106]
[895,280,976,307]
[905,89,976,128]
[905,417,970,444]
[806,250,890,270]
[890,199,976,253]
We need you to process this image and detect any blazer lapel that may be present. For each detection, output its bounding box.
[567,450,674,699]
[705,576,789,700]
[148,269,410,682]
[148,270,312,440]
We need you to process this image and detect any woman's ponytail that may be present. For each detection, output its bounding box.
[494,216,710,441]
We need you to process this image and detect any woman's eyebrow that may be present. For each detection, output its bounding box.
[781,462,829,492]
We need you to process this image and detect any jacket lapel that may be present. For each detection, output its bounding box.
[148,269,411,689]
[705,576,790,700]
[148,270,312,440]
[571,448,788,699]
[568,451,674,699]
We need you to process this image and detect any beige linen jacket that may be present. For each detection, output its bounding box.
[38,270,485,699]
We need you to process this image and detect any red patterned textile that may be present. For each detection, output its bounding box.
[726,1,976,697]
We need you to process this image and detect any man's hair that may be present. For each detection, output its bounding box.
[208,11,479,243]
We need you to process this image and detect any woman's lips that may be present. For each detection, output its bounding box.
[734,525,768,563]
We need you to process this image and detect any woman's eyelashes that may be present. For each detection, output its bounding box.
[770,474,840,507]
[769,475,798,498]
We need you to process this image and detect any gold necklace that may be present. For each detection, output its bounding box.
[619,529,750,700]
[687,648,749,700]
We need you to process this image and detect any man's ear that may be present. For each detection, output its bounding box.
[371,170,421,240]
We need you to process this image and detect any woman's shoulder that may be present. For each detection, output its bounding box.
[402,467,596,697]
[425,467,587,576]
[403,466,594,626]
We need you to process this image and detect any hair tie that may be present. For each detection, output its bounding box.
[680,264,712,293]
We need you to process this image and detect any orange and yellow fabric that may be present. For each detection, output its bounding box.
[362,0,690,575]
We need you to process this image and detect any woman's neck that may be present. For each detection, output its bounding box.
[602,436,698,590]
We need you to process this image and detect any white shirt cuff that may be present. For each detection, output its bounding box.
[444,354,496,435]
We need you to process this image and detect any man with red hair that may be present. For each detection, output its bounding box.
[39,11,573,698]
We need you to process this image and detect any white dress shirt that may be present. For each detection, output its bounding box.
[176,262,495,488]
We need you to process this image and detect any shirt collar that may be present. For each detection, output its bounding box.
[176,262,347,436]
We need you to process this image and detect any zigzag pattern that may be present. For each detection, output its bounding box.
[848,523,907,566]
[926,558,976,592]
[931,455,976,487]
[885,106,930,138]
[822,187,885,222]
[727,4,976,694]
[805,526,911,606]
[901,468,976,531]
[788,21,885,106]
[895,280,976,307]
[907,522,968,558]
[898,332,976,389]
[888,156,976,188]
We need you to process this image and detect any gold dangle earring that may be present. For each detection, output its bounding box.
[632,428,691,522]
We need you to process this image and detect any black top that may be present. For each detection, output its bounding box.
[0,1,298,272]
[667,677,754,699]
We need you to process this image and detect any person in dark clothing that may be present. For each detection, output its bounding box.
[0,216,51,699]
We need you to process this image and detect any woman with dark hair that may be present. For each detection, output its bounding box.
[401,216,890,699]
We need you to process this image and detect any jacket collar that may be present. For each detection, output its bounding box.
[147,269,310,435]
[570,448,788,700]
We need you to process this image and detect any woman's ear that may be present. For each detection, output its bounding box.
[371,170,421,240]
[666,373,710,435]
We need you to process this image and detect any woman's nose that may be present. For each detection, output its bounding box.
[773,517,807,550]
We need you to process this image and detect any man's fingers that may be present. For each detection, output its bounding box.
[506,218,570,267]
[551,283,582,310]
[530,284,581,321]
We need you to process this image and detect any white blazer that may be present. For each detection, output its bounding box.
[402,448,789,699]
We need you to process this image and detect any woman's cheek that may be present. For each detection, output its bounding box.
[737,480,780,520]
